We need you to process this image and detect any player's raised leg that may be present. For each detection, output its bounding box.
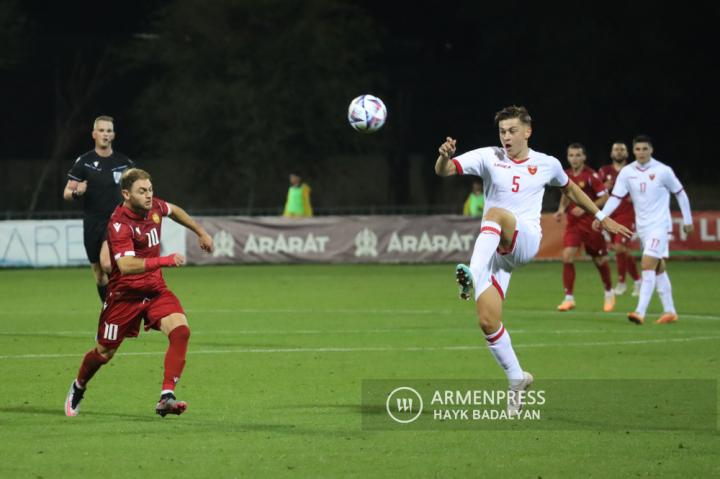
[156,312,191,417]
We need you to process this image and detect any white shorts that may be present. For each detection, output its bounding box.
[638,228,670,259]
[470,217,541,300]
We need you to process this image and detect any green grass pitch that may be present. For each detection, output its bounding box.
[0,262,718,478]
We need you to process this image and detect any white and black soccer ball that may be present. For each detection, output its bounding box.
[347,94,387,133]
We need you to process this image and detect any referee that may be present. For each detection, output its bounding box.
[63,116,134,302]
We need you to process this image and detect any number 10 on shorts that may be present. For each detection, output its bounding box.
[103,322,119,341]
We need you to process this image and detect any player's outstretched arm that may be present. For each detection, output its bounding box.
[168,203,214,253]
[116,254,185,275]
[435,137,458,177]
[562,180,631,238]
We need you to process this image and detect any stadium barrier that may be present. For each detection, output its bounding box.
[2,212,719,267]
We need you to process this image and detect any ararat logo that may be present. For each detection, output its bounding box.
[386,387,423,424]
[355,228,378,257]
[649,174,655,180]
[213,230,236,258]
[113,223,121,232]
[527,166,538,175]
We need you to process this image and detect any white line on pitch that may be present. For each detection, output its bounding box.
[1,335,719,360]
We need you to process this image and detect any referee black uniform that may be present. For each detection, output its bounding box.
[67,151,134,266]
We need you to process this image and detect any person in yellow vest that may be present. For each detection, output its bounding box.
[283,173,313,217]
[463,180,485,217]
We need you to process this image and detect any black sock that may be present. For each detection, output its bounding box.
[97,284,108,302]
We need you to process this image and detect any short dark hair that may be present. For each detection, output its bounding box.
[121,168,152,191]
[567,142,587,155]
[612,141,627,147]
[632,134,653,147]
[494,105,532,126]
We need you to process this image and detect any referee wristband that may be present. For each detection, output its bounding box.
[594,211,607,222]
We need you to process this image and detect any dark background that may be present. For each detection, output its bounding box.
[1,0,718,215]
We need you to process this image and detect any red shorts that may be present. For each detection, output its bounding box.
[610,215,635,245]
[564,224,608,257]
[97,289,185,347]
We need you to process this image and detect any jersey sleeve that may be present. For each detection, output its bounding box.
[547,157,569,187]
[661,166,684,194]
[155,197,172,216]
[452,147,493,177]
[107,221,135,260]
[67,157,87,182]
[610,168,629,198]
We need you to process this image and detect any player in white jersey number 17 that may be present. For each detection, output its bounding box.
[436,105,631,416]
[597,135,694,325]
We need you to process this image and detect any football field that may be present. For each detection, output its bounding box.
[1,262,718,478]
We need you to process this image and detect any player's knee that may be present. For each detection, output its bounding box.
[100,259,111,275]
[172,324,191,341]
[483,207,509,223]
[96,346,116,361]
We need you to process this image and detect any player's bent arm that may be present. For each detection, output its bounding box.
[116,255,183,275]
[169,203,206,237]
[561,180,601,216]
[435,154,457,176]
[63,180,79,201]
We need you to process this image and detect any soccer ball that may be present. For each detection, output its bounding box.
[347,94,387,133]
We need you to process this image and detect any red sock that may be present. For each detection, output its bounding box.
[77,349,110,388]
[596,261,612,291]
[163,325,191,391]
[626,254,640,281]
[563,263,575,295]
[616,252,627,283]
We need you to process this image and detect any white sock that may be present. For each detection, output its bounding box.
[564,294,574,301]
[469,221,502,294]
[485,323,524,381]
[636,270,656,316]
[655,272,676,314]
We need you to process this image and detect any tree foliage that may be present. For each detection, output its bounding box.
[128,0,384,208]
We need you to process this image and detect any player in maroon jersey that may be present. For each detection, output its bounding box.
[65,168,214,417]
[598,142,641,297]
[553,143,615,312]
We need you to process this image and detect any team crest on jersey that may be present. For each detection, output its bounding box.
[649,174,655,180]
[152,213,161,224]
[113,171,122,184]
[578,181,586,188]
[527,166,538,175]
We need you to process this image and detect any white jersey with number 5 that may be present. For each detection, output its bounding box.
[452,147,568,230]
[610,158,683,234]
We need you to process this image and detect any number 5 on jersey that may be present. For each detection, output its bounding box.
[512,175,520,192]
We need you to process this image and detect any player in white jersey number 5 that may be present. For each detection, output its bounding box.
[597,135,693,325]
[436,106,631,416]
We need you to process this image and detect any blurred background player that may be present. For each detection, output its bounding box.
[599,135,693,325]
[553,143,614,312]
[435,106,630,415]
[599,142,641,296]
[65,168,214,418]
[463,180,485,217]
[63,116,134,302]
[283,173,313,217]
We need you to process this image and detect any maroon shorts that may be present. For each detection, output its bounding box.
[97,289,185,347]
[564,224,608,257]
[611,215,635,245]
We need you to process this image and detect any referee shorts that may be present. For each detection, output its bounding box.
[83,216,109,264]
